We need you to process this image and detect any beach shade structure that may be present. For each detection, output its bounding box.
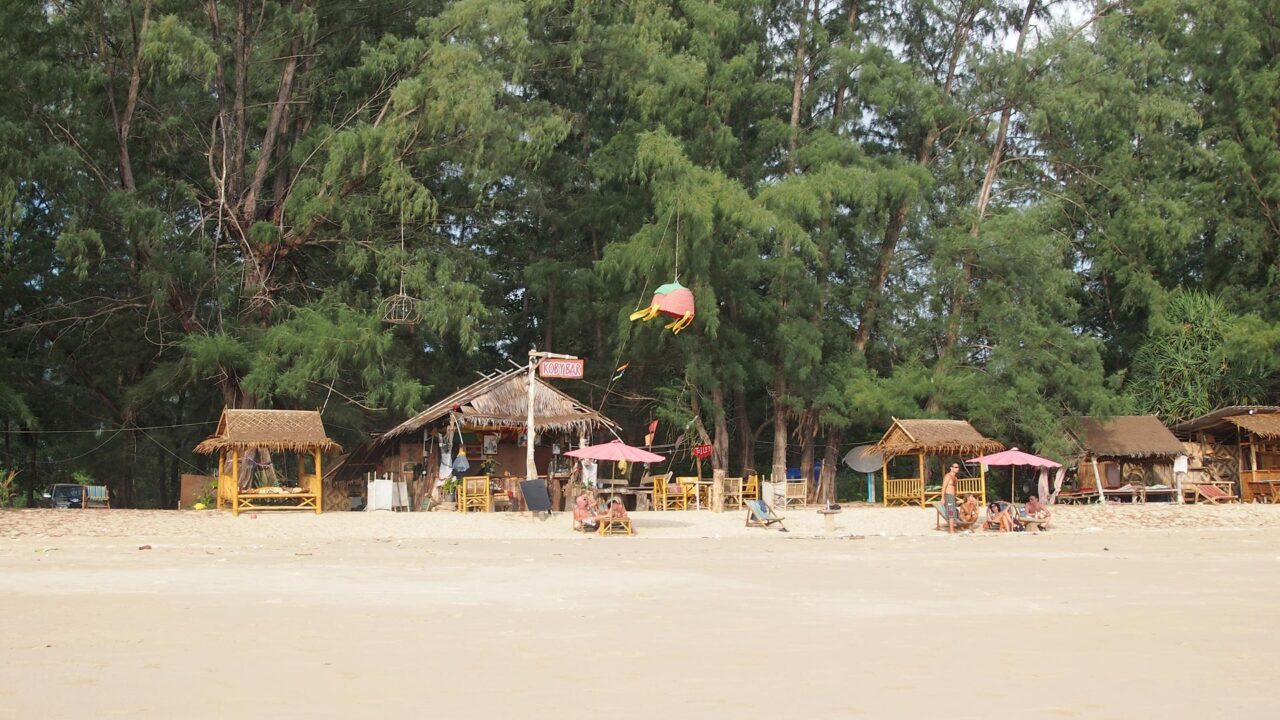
[565,440,665,464]
[967,448,1061,502]
[629,281,696,334]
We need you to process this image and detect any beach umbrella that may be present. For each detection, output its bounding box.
[565,440,665,464]
[967,448,1061,502]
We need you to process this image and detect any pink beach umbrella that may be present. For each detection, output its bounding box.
[967,448,1061,502]
[565,439,665,464]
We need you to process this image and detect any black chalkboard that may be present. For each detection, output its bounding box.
[519,479,553,515]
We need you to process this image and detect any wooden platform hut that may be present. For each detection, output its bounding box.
[870,418,1003,506]
[332,365,618,511]
[1171,406,1280,501]
[1070,416,1185,501]
[195,409,341,516]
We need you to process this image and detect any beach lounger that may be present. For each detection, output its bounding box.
[84,485,110,509]
[597,517,634,536]
[934,502,977,531]
[1192,484,1236,504]
[745,499,787,531]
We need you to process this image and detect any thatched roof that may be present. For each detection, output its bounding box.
[1074,416,1183,459]
[1226,413,1280,440]
[1171,406,1280,435]
[379,365,617,445]
[194,409,342,455]
[870,418,1003,458]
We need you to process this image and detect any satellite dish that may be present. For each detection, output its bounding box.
[843,444,884,473]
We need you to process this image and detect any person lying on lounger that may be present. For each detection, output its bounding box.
[574,491,601,530]
[987,501,1016,532]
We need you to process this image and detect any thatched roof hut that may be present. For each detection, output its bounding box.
[379,365,617,444]
[871,418,1003,458]
[194,409,341,455]
[1073,416,1184,459]
[1171,406,1280,438]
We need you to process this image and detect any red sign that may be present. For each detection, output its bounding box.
[691,444,713,459]
[538,358,584,379]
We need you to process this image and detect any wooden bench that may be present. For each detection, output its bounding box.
[234,488,318,514]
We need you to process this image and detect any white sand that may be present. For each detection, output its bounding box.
[2,505,1278,719]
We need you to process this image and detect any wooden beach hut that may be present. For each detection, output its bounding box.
[195,409,341,516]
[1070,416,1185,502]
[1171,406,1280,502]
[870,418,1003,507]
[332,364,618,511]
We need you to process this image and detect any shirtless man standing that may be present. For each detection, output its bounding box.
[942,462,960,534]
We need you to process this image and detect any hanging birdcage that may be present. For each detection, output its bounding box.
[380,290,418,325]
[380,215,419,326]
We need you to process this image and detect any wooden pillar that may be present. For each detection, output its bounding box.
[216,451,225,510]
[231,452,240,516]
[1092,457,1105,504]
[916,452,924,506]
[979,462,987,505]
[881,460,888,507]
[314,449,323,514]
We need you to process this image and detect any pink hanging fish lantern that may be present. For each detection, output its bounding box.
[629,281,695,333]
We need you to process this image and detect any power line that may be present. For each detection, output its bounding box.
[3,421,216,435]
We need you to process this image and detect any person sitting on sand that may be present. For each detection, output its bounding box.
[987,501,1015,532]
[958,494,980,528]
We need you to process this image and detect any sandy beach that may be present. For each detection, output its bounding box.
[3,505,1278,719]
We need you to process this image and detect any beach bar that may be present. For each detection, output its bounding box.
[870,418,1002,507]
[195,409,341,516]
[333,364,618,511]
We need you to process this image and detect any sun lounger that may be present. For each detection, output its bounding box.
[745,499,787,531]
[1055,488,1099,504]
[84,485,110,509]
[934,502,977,531]
[1192,484,1236,504]
[597,517,634,536]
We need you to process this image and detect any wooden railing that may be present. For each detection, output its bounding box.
[884,478,923,506]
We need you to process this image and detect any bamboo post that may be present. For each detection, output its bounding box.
[916,452,924,505]
[979,463,987,505]
[231,452,240,516]
[1092,457,1105,504]
[526,352,538,482]
[314,449,323,514]
[881,461,888,507]
[216,451,225,510]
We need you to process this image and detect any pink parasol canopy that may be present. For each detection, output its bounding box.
[565,440,665,464]
[967,448,1060,503]
[967,448,1061,468]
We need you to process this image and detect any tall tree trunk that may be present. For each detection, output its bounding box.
[770,375,789,484]
[786,0,812,173]
[711,385,729,472]
[853,6,974,353]
[733,387,753,473]
[798,406,817,500]
[831,0,861,124]
[929,0,1037,409]
[817,426,843,506]
[231,0,252,202]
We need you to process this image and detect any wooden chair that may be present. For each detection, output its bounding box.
[666,477,696,510]
[934,502,978,531]
[723,477,744,509]
[742,473,759,502]
[775,480,807,509]
[745,499,787,531]
[1247,481,1273,503]
[459,475,492,513]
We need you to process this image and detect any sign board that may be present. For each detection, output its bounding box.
[538,358,584,379]
[691,444,713,459]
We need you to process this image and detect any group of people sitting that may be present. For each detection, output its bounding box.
[573,489,629,531]
[941,462,1051,533]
